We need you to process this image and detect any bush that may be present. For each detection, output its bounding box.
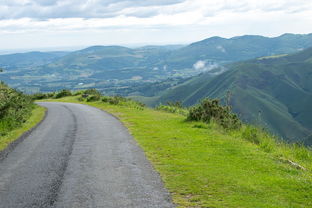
[55,89,72,99]
[32,92,55,100]
[32,92,48,100]
[0,83,33,135]
[80,89,102,102]
[187,98,241,130]
[83,88,101,96]
[86,94,101,102]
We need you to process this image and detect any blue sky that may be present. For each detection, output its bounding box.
[0,0,311,50]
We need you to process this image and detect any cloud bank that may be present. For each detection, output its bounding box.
[1,0,311,20]
[0,0,311,49]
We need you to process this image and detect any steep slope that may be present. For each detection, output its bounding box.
[157,47,312,143]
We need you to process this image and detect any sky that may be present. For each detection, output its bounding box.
[0,0,312,51]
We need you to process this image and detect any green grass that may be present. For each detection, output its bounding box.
[42,96,312,208]
[0,105,46,151]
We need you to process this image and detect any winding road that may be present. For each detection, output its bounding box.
[0,102,174,208]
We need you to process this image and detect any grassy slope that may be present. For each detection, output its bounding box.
[43,96,312,208]
[0,105,46,151]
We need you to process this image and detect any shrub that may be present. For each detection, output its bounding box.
[55,89,72,98]
[83,88,101,96]
[32,92,55,100]
[86,94,101,102]
[81,89,102,101]
[32,93,48,100]
[0,83,33,135]
[187,98,241,130]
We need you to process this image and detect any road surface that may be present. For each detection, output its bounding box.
[0,102,174,208]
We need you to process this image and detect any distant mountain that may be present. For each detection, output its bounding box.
[0,51,68,68]
[164,33,312,69]
[0,45,182,92]
[155,47,312,144]
[2,33,312,94]
[33,45,176,81]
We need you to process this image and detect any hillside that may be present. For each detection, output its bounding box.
[2,33,312,94]
[155,47,312,144]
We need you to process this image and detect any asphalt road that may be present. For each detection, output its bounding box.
[0,102,174,208]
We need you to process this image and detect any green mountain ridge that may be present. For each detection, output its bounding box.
[155,47,312,144]
[164,33,312,68]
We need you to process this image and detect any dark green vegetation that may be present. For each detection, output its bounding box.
[0,82,46,151]
[42,94,312,208]
[153,47,312,144]
[2,33,312,94]
[0,82,34,135]
[188,99,241,129]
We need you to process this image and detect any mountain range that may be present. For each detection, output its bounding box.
[1,33,312,94]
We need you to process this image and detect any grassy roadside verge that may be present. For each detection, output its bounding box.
[42,96,312,208]
[0,105,46,151]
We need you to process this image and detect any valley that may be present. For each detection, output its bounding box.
[2,33,312,96]
[1,33,312,144]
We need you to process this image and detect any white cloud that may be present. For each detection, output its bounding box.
[193,60,206,70]
[0,0,312,49]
